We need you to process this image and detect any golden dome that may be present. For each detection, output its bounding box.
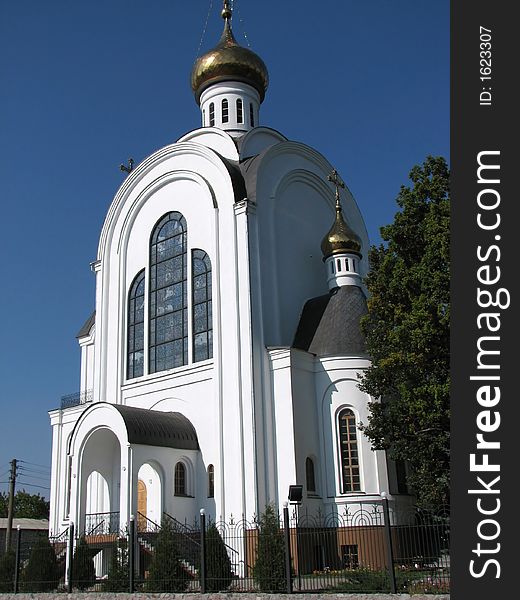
[321,199,362,259]
[191,4,269,105]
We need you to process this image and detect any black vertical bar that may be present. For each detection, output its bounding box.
[67,522,74,593]
[382,497,397,593]
[129,516,135,593]
[200,510,207,593]
[283,504,293,594]
[13,526,21,593]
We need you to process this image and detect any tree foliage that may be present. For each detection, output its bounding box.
[205,522,233,591]
[71,536,96,590]
[253,503,286,592]
[21,533,60,592]
[0,551,15,593]
[146,519,189,592]
[103,537,129,592]
[0,490,50,519]
[359,156,450,506]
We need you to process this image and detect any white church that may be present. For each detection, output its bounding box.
[48,2,410,539]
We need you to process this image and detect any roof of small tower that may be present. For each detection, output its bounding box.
[292,286,368,357]
[191,1,269,104]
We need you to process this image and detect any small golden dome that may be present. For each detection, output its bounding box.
[321,200,362,259]
[191,4,269,105]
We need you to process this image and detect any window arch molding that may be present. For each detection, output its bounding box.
[174,457,195,497]
[335,405,362,494]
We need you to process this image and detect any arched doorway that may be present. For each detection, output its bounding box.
[137,462,162,529]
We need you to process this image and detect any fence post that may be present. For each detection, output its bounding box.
[129,515,135,593]
[200,509,207,593]
[283,502,293,594]
[13,526,21,594]
[67,521,75,593]
[381,494,397,593]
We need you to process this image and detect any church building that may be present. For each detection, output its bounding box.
[48,1,409,539]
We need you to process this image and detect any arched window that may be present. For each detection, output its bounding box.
[222,98,229,123]
[338,409,361,492]
[149,212,188,374]
[236,98,243,123]
[249,103,255,127]
[208,464,214,498]
[174,462,186,496]
[209,102,215,126]
[306,457,316,493]
[192,249,212,362]
[127,270,145,379]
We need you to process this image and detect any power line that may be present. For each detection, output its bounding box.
[16,482,50,491]
[19,460,50,471]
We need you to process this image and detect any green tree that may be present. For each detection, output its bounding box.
[359,155,450,507]
[205,522,233,591]
[253,504,286,592]
[0,490,50,519]
[21,533,60,592]
[103,537,129,592]
[0,551,15,592]
[146,519,189,592]
[70,536,96,590]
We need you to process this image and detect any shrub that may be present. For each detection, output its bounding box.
[205,523,233,591]
[146,519,189,592]
[253,503,286,592]
[71,536,96,590]
[103,537,129,592]
[21,534,60,592]
[0,551,15,592]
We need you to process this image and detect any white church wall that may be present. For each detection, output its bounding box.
[251,142,369,348]
[78,325,95,395]
[315,356,389,511]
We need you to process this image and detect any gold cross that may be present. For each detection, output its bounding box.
[328,169,345,205]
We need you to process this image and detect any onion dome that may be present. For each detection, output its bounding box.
[191,1,269,105]
[321,170,362,258]
[321,199,362,258]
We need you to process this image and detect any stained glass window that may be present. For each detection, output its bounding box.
[338,408,361,493]
[127,270,145,379]
[174,462,186,496]
[192,249,212,362]
[149,213,188,373]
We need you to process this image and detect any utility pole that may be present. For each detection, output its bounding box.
[5,458,17,552]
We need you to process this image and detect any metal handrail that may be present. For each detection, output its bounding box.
[60,389,93,409]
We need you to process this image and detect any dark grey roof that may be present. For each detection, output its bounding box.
[113,405,199,450]
[76,311,96,338]
[292,286,368,357]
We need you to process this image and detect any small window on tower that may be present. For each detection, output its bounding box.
[174,462,186,496]
[249,103,255,127]
[236,98,243,123]
[209,102,215,126]
[222,99,229,123]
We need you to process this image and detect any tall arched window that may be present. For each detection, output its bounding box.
[209,102,215,126]
[149,212,188,374]
[306,457,316,493]
[174,462,186,496]
[127,270,145,379]
[207,464,214,498]
[249,102,255,127]
[192,249,212,362]
[222,98,229,123]
[338,409,361,492]
[236,98,243,123]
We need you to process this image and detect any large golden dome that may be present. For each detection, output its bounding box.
[191,3,269,105]
[321,200,362,258]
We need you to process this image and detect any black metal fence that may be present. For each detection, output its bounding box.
[0,501,449,594]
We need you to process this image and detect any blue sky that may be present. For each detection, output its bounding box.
[0,0,449,497]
